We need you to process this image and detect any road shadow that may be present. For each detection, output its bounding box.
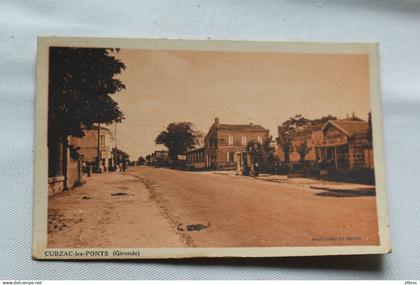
[43,254,383,272]
[315,189,376,197]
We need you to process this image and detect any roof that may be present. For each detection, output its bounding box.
[184,147,205,154]
[323,118,369,137]
[281,116,369,140]
[289,123,324,139]
[216,123,268,132]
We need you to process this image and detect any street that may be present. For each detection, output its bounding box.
[48,166,379,248]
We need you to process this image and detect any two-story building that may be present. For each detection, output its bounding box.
[71,126,115,172]
[203,118,270,170]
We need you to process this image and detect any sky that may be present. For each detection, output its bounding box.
[110,49,371,159]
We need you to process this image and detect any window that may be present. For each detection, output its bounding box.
[228,135,234,146]
[241,135,247,146]
[226,152,235,162]
[100,135,105,148]
[229,152,235,162]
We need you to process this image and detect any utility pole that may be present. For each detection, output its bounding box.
[114,122,117,150]
[97,123,101,171]
[114,122,118,171]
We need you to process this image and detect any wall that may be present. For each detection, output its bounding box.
[186,149,206,169]
[215,129,269,169]
[278,130,322,164]
[71,129,114,163]
[348,134,371,168]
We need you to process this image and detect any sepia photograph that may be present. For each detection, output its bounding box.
[33,37,390,259]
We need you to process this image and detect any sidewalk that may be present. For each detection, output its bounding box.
[208,171,375,193]
[48,170,186,248]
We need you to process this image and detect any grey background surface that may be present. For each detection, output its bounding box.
[1,0,419,280]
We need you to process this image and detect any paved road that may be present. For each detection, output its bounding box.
[48,166,379,248]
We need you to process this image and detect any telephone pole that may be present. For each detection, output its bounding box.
[114,122,118,171]
[96,123,101,171]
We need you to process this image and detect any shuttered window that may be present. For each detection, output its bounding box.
[228,135,234,145]
[241,136,247,145]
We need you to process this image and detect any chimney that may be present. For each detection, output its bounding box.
[214,117,220,126]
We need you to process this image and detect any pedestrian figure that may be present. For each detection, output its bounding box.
[122,156,127,172]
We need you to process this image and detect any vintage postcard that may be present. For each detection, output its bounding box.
[33,37,391,259]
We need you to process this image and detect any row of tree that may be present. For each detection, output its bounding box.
[277,114,337,168]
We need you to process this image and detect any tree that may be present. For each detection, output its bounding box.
[277,126,292,166]
[310,115,337,125]
[277,115,305,167]
[295,141,312,173]
[138,156,146,165]
[48,47,126,184]
[155,122,201,161]
[246,140,263,176]
[277,114,337,171]
[261,136,275,169]
[48,47,126,142]
[280,114,336,135]
[145,155,152,165]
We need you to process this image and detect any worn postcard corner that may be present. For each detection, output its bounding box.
[33,37,391,259]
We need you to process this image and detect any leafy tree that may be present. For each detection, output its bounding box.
[245,138,275,175]
[48,47,126,143]
[280,114,337,135]
[246,140,263,176]
[155,122,201,161]
[277,115,310,165]
[48,47,126,182]
[145,155,152,165]
[310,115,337,125]
[261,136,275,168]
[247,140,263,160]
[295,141,312,170]
[277,114,336,170]
[286,114,310,130]
[277,126,292,166]
[138,156,146,165]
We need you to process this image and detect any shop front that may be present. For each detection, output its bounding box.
[316,136,350,169]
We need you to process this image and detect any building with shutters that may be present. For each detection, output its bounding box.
[203,118,270,170]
